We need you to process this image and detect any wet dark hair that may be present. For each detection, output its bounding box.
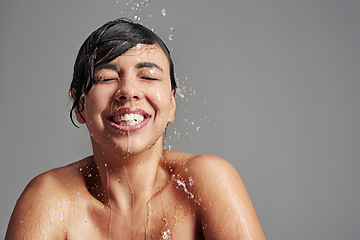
[69,18,176,127]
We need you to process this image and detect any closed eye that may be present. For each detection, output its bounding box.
[140,77,158,81]
[94,78,118,83]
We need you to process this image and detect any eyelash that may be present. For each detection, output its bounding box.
[141,77,158,81]
[94,76,158,83]
[93,78,117,83]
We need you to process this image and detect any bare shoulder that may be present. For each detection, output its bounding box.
[166,152,266,239]
[182,154,248,201]
[19,157,90,198]
[167,152,241,187]
[5,158,91,240]
[185,154,238,178]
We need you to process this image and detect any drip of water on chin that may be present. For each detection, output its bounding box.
[126,131,132,156]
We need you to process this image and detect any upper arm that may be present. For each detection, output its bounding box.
[186,155,266,240]
[5,172,67,240]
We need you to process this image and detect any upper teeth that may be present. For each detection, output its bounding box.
[113,114,145,126]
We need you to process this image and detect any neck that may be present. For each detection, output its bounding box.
[90,138,169,214]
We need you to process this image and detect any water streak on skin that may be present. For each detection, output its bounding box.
[144,165,176,238]
[144,197,152,238]
[160,191,169,237]
[105,163,112,240]
[99,134,199,239]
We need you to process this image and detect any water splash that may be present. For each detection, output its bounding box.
[174,178,194,199]
[114,0,153,23]
[164,73,208,150]
[161,229,171,239]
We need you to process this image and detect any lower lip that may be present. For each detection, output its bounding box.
[107,117,150,132]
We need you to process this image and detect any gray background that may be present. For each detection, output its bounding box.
[1,0,359,239]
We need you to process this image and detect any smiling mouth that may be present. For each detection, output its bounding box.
[112,113,145,126]
[107,108,151,131]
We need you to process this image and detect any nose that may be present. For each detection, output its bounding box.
[113,74,143,101]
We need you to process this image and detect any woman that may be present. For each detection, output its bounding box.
[6,18,265,239]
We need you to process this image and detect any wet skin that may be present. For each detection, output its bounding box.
[6,44,266,239]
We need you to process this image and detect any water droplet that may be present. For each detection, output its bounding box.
[161,229,171,239]
[87,173,92,178]
[104,163,108,167]
[177,91,185,99]
[196,126,201,132]
[168,34,174,40]
[134,16,140,21]
[170,27,175,32]
[79,168,82,172]
[189,176,194,186]
[161,8,166,16]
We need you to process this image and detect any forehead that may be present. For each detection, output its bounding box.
[110,44,169,67]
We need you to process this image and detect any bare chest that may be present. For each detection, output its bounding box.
[65,189,203,239]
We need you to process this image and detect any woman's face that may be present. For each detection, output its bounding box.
[76,44,176,155]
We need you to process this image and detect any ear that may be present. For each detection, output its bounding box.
[168,89,176,123]
[71,88,86,124]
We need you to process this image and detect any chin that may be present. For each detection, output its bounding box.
[106,135,163,156]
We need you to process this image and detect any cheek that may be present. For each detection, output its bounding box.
[84,90,112,117]
[147,87,172,110]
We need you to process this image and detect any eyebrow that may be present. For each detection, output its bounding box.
[136,62,163,72]
[94,63,119,71]
[93,61,164,72]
